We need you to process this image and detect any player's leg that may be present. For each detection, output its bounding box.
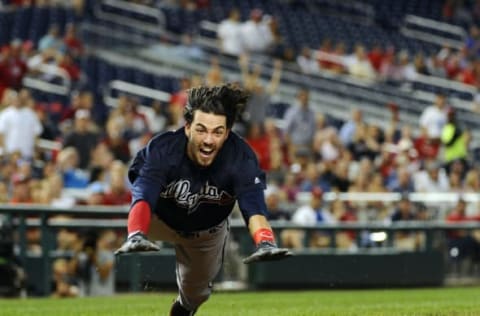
[172,221,229,313]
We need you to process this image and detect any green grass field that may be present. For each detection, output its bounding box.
[1,287,479,315]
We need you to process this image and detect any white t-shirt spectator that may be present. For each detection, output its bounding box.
[419,106,447,139]
[0,106,43,158]
[217,18,244,56]
[240,19,273,53]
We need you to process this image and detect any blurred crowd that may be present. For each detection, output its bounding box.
[1,0,480,296]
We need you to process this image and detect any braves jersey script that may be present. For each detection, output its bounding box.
[128,127,267,232]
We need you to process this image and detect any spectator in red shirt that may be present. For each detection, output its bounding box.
[368,43,384,72]
[102,117,130,163]
[63,23,84,58]
[101,161,131,205]
[245,122,271,171]
[1,40,27,90]
[414,126,440,160]
[58,53,82,82]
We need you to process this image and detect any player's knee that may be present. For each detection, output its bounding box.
[181,283,212,310]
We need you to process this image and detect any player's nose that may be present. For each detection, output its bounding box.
[203,132,214,144]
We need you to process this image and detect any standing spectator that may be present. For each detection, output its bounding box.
[63,109,100,170]
[217,8,243,56]
[238,54,282,134]
[0,89,43,159]
[240,9,274,54]
[419,93,448,142]
[441,107,470,174]
[205,56,224,87]
[283,88,316,160]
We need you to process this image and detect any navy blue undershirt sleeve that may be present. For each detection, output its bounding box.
[233,151,268,223]
[237,188,268,223]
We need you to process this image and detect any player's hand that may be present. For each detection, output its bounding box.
[114,232,160,255]
[243,241,293,264]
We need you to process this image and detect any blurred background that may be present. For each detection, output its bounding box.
[0,0,480,298]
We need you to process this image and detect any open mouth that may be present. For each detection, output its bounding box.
[199,147,214,158]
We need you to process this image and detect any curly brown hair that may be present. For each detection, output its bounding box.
[184,83,249,129]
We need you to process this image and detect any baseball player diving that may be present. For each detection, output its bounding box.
[115,83,293,315]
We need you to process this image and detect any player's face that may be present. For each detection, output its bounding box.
[185,110,229,167]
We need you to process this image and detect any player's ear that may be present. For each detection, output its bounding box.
[184,122,191,136]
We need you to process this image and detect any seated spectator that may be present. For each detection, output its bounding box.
[346,44,376,80]
[102,118,130,163]
[329,199,358,251]
[296,46,319,74]
[101,161,131,205]
[89,229,116,296]
[63,23,84,58]
[264,185,291,222]
[245,122,271,171]
[62,109,100,170]
[9,174,32,204]
[387,166,415,194]
[51,258,79,298]
[446,198,480,268]
[289,187,334,249]
[413,160,450,193]
[172,33,205,61]
[56,146,89,189]
[38,24,66,54]
[0,40,28,90]
[390,195,424,251]
[58,52,82,83]
[339,108,363,147]
[367,43,384,72]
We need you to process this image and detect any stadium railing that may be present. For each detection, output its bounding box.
[1,198,479,296]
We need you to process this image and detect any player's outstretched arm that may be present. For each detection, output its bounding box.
[115,200,160,255]
[243,215,293,264]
